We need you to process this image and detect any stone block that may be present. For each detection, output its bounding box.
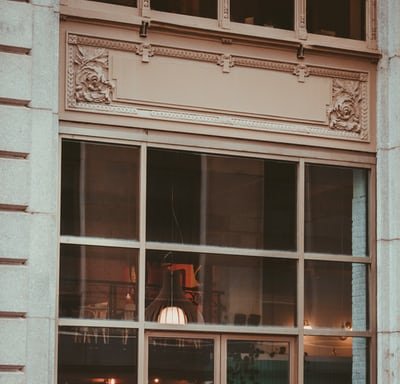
[0,318,26,365]
[28,109,57,213]
[0,372,25,384]
[0,158,30,207]
[0,212,30,261]
[387,148,400,239]
[25,318,55,384]
[377,239,400,333]
[0,52,31,103]
[386,56,400,148]
[27,213,58,319]
[377,332,400,384]
[0,1,32,51]
[376,149,390,240]
[0,265,28,314]
[0,105,31,155]
[31,5,59,110]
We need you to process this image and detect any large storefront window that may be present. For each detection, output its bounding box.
[58,139,373,384]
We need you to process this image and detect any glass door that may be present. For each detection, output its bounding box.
[146,333,295,384]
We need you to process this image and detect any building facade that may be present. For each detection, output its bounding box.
[0,0,399,383]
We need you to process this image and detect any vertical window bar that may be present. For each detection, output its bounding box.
[137,144,148,384]
[139,0,150,17]
[367,0,377,48]
[297,159,305,384]
[219,0,230,28]
[297,0,307,39]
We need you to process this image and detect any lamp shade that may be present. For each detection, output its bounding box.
[145,269,203,323]
[157,306,187,325]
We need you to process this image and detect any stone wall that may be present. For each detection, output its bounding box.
[377,0,400,383]
[0,1,59,383]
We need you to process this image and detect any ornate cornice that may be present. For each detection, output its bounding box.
[65,33,371,142]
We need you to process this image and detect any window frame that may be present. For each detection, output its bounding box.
[60,0,377,52]
[57,127,376,384]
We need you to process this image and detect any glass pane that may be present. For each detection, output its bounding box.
[146,251,297,326]
[61,140,140,239]
[230,0,294,30]
[148,336,214,384]
[58,326,137,384]
[305,165,368,256]
[59,244,138,321]
[307,0,366,40]
[227,339,290,384]
[151,0,217,19]
[87,0,137,6]
[304,261,368,330]
[147,149,297,250]
[304,336,369,384]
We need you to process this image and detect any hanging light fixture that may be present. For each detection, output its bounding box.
[145,266,201,325]
[157,266,187,325]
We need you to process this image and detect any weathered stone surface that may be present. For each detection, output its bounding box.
[0,158,29,207]
[0,52,31,103]
[0,1,32,51]
[0,318,26,365]
[0,265,28,314]
[0,105,31,155]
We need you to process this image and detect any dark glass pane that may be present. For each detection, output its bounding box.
[58,326,137,384]
[146,250,297,326]
[304,261,368,330]
[305,165,368,256]
[304,336,369,384]
[87,0,137,6]
[230,0,294,30]
[59,244,138,321]
[147,149,297,251]
[61,140,140,239]
[307,0,366,40]
[227,339,289,384]
[148,337,214,384]
[151,0,217,19]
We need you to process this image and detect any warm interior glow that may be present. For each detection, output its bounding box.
[304,320,313,330]
[157,306,187,325]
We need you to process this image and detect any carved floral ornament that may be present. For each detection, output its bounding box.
[74,46,114,104]
[327,79,363,134]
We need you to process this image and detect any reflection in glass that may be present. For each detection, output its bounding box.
[304,336,369,384]
[305,165,368,255]
[230,0,294,30]
[146,251,297,326]
[148,337,214,384]
[59,245,138,321]
[307,0,365,40]
[304,261,368,330]
[227,339,289,384]
[151,0,217,19]
[147,149,297,250]
[58,326,137,384]
[61,140,140,239]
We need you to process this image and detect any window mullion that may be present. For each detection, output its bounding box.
[297,159,305,384]
[219,0,230,29]
[296,0,307,39]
